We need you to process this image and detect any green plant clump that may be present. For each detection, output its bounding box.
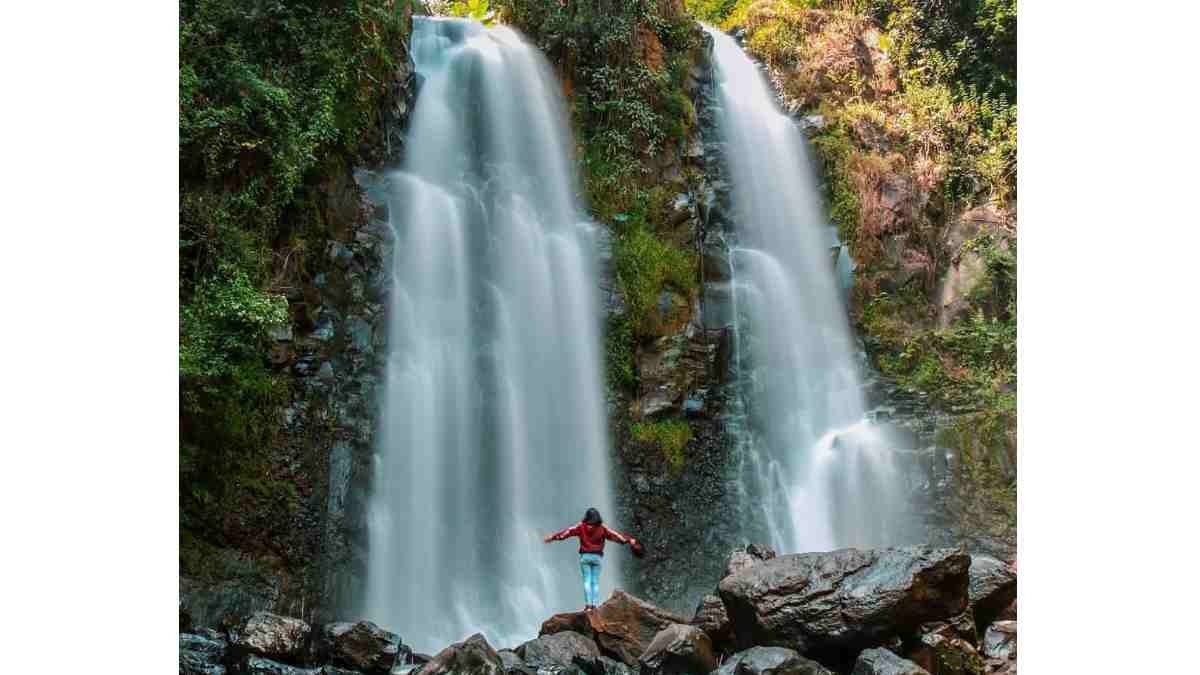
[631,419,693,473]
[179,0,410,530]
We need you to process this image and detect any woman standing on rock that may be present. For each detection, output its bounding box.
[544,507,640,611]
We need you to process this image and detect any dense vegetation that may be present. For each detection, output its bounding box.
[179,0,410,551]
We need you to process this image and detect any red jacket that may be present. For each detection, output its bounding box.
[550,522,629,555]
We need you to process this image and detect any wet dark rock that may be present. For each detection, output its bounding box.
[588,591,689,666]
[313,620,404,673]
[416,634,504,675]
[915,611,977,647]
[594,655,634,675]
[690,594,732,650]
[181,630,227,662]
[637,624,716,675]
[714,646,833,675]
[227,612,312,663]
[496,649,526,673]
[244,656,319,675]
[980,621,1016,661]
[517,631,600,673]
[718,547,970,657]
[181,630,228,675]
[967,557,1016,631]
[851,648,929,675]
[181,652,227,675]
[905,632,983,675]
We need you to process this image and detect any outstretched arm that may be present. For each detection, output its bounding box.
[603,527,632,545]
[544,524,580,544]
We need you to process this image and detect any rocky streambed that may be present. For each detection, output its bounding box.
[181,545,1016,675]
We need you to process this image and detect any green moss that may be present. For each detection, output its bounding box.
[811,122,862,246]
[613,224,698,335]
[631,419,693,474]
[605,315,636,394]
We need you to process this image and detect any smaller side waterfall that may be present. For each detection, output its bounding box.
[704,26,915,554]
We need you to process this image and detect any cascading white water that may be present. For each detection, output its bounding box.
[704,26,911,554]
[366,17,620,653]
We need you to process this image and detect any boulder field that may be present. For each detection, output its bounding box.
[180,546,1016,675]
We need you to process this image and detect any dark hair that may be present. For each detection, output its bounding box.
[583,508,602,526]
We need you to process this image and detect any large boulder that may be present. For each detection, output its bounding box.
[517,631,601,673]
[637,624,717,675]
[850,648,929,675]
[690,594,732,650]
[417,634,505,675]
[981,621,1016,661]
[569,591,688,666]
[718,547,970,657]
[313,620,405,673]
[713,646,833,675]
[541,611,595,639]
[227,612,312,663]
[967,557,1017,631]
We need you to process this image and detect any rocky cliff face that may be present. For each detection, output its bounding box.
[180,41,416,631]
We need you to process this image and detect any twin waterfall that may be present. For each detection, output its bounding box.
[706,27,909,553]
[366,18,618,652]
[367,17,908,653]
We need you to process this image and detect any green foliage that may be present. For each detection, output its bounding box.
[606,315,637,394]
[631,419,693,473]
[445,0,494,22]
[180,266,288,380]
[613,223,698,334]
[498,0,699,162]
[811,121,862,244]
[870,0,1016,101]
[180,0,409,535]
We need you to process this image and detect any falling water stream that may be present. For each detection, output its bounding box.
[705,26,912,554]
[366,17,619,653]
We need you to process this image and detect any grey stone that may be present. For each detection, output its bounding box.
[967,556,1016,630]
[244,656,320,675]
[981,621,1016,661]
[517,631,600,672]
[313,620,404,673]
[850,648,929,675]
[347,316,373,352]
[227,612,312,662]
[269,324,294,342]
[637,624,716,675]
[714,646,833,675]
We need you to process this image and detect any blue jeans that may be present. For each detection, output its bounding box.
[579,553,602,606]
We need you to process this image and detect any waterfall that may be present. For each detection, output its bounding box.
[366,17,619,653]
[704,26,912,554]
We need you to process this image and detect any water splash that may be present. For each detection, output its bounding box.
[704,26,912,553]
[366,17,619,653]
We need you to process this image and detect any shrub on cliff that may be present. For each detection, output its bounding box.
[179,0,410,538]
